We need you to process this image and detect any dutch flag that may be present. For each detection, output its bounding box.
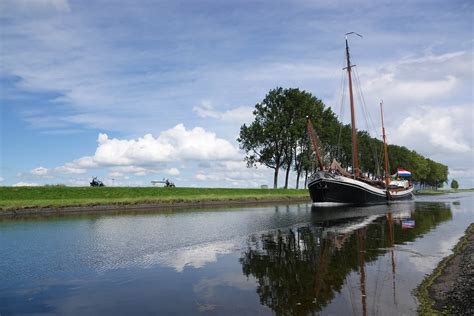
[397,168,412,177]
[402,219,415,229]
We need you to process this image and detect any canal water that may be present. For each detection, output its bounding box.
[1,193,473,315]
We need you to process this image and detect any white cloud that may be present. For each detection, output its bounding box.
[448,167,474,188]
[195,173,220,181]
[32,124,239,178]
[390,105,472,155]
[65,156,98,169]
[108,171,125,178]
[54,166,87,174]
[31,166,49,175]
[31,164,86,176]
[363,74,457,102]
[66,178,91,186]
[193,102,254,123]
[107,166,179,177]
[195,160,271,188]
[0,177,4,182]
[449,167,474,178]
[167,168,180,176]
[92,124,239,166]
[387,103,473,189]
[108,166,148,177]
[0,0,71,14]
[241,62,336,83]
[355,51,472,113]
[13,182,41,187]
[394,51,471,80]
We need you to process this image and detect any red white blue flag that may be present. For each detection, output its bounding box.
[397,168,412,177]
[402,219,415,229]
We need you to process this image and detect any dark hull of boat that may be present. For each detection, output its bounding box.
[308,172,413,205]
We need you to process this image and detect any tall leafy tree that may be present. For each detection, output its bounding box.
[238,88,289,188]
[239,87,336,188]
[450,179,459,189]
[282,88,328,188]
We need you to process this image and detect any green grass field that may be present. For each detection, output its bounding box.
[0,186,309,210]
[414,188,474,195]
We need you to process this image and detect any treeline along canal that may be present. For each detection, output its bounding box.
[1,193,473,315]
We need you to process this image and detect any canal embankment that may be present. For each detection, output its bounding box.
[416,223,474,315]
[414,188,474,195]
[0,186,310,217]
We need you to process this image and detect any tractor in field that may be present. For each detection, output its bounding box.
[90,177,105,187]
[151,178,175,188]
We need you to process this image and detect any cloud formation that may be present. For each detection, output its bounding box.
[1,0,71,13]
[2,0,473,187]
[31,167,49,176]
[195,161,271,187]
[347,50,472,124]
[31,124,241,178]
[13,182,41,187]
[391,105,471,155]
[93,124,239,165]
[193,103,254,123]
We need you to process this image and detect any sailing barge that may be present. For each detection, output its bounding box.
[307,33,414,204]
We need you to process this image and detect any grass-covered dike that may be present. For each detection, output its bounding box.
[414,188,474,195]
[0,186,310,211]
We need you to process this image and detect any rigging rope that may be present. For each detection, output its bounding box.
[352,65,383,177]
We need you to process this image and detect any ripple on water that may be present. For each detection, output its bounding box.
[0,194,473,315]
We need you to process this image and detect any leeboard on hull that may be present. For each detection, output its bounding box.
[308,171,414,205]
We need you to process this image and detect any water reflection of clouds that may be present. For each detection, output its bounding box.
[193,273,257,299]
[156,241,238,272]
[397,246,437,273]
[402,229,464,273]
[92,240,240,273]
[85,209,320,274]
[438,234,464,255]
[323,215,381,235]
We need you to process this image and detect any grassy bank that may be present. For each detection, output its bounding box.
[415,223,474,314]
[0,186,309,211]
[415,188,474,195]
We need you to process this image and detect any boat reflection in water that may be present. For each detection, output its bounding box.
[240,203,452,315]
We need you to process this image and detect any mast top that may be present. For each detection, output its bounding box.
[344,32,363,70]
[345,32,363,40]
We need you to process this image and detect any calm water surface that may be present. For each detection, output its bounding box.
[1,193,473,315]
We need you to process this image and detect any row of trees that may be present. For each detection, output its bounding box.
[238,87,448,189]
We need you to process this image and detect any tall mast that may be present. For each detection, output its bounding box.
[345,33,361,178]
[380,101,390,188]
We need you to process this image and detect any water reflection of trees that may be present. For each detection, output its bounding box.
[240,205,452,315]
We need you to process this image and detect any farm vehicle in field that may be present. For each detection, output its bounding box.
[90,177,105,187]
[151,178,175,188]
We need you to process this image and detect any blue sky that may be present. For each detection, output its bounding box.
[1,0,473,188]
